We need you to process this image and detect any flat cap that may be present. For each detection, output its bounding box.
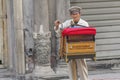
[69,6,82,14]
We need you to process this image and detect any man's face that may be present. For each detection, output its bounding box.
[70,13,80,22]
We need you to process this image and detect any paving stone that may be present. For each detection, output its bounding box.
[1,64,120,80]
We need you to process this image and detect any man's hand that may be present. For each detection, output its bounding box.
[54,20,60,30]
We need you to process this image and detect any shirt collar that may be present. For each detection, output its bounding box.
[71,18,81,24]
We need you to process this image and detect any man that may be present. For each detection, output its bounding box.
[54,6,89,80]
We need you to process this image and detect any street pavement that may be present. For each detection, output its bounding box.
[1,62,120,80]
[0,69,13,80]
[30,63,120,80]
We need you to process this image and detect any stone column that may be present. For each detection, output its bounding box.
[2,0,8,68]
[47,0,70,71]
[6,0,16,72]
[34,0,49,33]
[0,0,4,67]
[34,0,51,65]
[23,0,34,51]
[56,0,70,22]
[55,0,70,56]
[0,0,8,68]
[13,0,25,74]
[22,0,34,72]
[48,0,56,55]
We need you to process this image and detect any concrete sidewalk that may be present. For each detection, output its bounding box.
[0,69,13,80]
[1,63,120,80]
[27,64,120,80]
[89,73,120,80]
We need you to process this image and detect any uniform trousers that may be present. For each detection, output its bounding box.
[68,59,88,80]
